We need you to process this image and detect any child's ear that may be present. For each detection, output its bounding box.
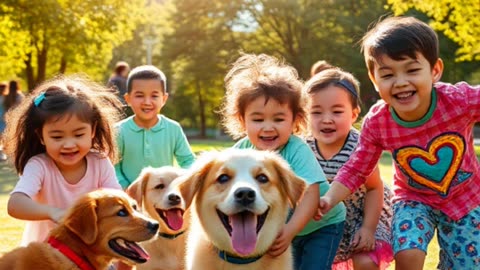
[352,106,361,122]
[432,58,444,83]
[124,93,130,104]
[368,71,380,92]
[35,129,45,145]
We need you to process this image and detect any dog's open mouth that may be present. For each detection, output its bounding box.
[216,208,269,256]
[157,208,184,231]
[108,238,150,263]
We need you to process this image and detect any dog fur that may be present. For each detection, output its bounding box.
[0,189,159,270]
[170,149,306,270]
[127,166,188,270]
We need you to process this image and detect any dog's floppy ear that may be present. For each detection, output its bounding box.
[174,152,218,208]
[271,154,307,208]
[64,196,98,245]
[126,167,152,208]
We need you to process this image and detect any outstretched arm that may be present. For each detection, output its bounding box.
[268,183,319,257]
[352,165,383,252]
[8,192,65,223]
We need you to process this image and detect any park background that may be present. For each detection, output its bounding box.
[1,0,480,269]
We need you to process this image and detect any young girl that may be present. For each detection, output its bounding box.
[305,67,394,270]
[3,75,123,246]
[220,53,346,270]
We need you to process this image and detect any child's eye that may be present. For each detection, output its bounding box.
[274,118,285,122]
[252,119,263,122]
[408,68,421,73]
[311,111,322,115]
[51,136,62,140]
[75,133,86,138]
[380,74,392,79]
[334,111,344,114]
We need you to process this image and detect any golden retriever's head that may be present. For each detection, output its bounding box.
[60,189,159,265]
[126,166,187,233]
[170,149,306,257]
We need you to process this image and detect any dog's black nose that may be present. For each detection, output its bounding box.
[234,187,256,206]
[147,221,159,233]
[168,193,181,205]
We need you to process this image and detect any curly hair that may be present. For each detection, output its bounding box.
[3,75,124,174]
[220,53,307,139]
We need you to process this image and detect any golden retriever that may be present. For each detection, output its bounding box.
[170,149,306,270]
[127,166,188,270]
[0,189,159,270]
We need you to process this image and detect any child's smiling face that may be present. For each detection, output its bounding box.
[368,52,443,122]
[243,96,295,151]
[40,114,95,171]
[125,79,168,128]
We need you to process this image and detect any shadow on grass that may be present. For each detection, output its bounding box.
[0,161,18,195]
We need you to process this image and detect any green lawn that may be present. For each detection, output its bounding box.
[1,139,464,268]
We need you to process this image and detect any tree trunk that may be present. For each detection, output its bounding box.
[196,79,207,138]
[59,55,67,74]
[36,44,48,86]
[24,52,35,92]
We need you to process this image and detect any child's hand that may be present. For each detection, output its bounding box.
[49,208,65,223]
[352,226,375,253]
[313,197,333,221]
[268,225,295,257]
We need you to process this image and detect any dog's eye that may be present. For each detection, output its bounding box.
[117,208,129,217]
[217,174,230,183]
[154,183,165,190]
[256,174,269,183]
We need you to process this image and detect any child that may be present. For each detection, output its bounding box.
[220,53,346,270]
[3,75,123,246]
[115,65,195,189]
[305,67,393,270]
[319,16,480,270]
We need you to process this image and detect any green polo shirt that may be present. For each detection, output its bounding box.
[114,115,195,189]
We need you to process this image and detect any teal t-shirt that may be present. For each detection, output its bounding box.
[233,135,346,236]
[114,115,196,189]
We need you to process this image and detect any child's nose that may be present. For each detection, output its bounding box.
[394,75,409,88]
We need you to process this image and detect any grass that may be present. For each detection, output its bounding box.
[0,139,452,268]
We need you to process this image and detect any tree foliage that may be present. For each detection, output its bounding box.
[387,0,480,61]
[0,0,144,90]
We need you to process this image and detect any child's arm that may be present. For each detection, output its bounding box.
[316,181,351,219]
[174,128,196,168]
[352,165,383,252]
[8,192,65,223]
[268,183,319,257]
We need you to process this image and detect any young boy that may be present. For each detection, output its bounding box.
[114,65,195,189]
[318,16,480,270]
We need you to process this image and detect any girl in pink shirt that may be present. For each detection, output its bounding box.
[3,75,123,245]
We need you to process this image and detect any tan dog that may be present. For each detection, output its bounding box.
[0,189,159,270]
[127,166,188,270]
[170,149,306,270]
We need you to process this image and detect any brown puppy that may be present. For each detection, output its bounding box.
[170,149,306,270]
[127,166,188,270]
[0,189,159,270]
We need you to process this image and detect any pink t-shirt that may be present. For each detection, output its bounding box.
[335,82,480,220]
[11,152,121,246]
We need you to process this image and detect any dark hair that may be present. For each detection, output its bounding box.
[304,68,361,109]
[221,53,307,139]
[114,61,130,75]
[310,60,335,77]
[4,80,22,111]
[361,16,439,73]
[3,75,124,174]
[126,65,167,94]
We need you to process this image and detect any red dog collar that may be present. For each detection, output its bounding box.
[48,236,95,270]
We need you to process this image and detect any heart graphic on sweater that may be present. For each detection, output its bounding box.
[393,133,464,195]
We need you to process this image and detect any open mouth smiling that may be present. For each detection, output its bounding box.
[216,208,269,235]
[108,238,150,263]
[156,208,185,231]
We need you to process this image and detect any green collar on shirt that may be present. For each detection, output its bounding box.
[390,87,437,128]
[126,115,164,132]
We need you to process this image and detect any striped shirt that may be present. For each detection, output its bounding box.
[306,129,359,181]
[335,81,480,220]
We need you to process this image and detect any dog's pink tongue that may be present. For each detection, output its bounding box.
[165,209,184,231]
[230,212,257,255]
[126,241,150,260]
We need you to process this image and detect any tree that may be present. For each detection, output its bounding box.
[160,0,243,138]
[387,0,480,61]
[0,0,144,90]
